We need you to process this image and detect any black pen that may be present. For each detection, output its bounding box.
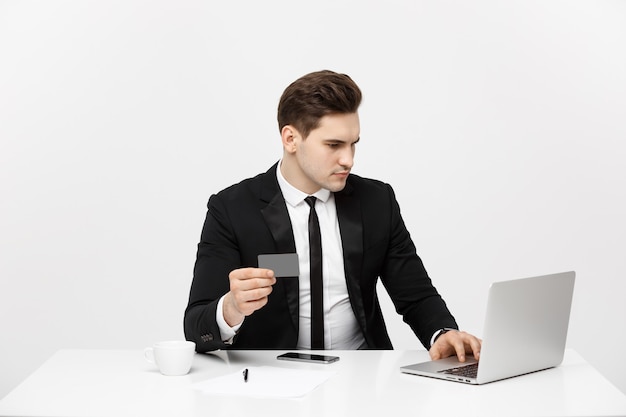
[243,368,249,383]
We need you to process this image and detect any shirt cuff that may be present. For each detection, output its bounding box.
[216,295,243,344]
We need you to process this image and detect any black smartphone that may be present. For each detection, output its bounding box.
[277,352,340,364]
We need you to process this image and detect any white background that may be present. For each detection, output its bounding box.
[1,0,625,399]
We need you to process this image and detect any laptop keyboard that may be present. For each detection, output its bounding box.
[438,362,479,378]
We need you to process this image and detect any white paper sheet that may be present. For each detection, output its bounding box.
[193,366,336,399]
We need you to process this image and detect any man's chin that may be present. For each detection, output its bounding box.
[326,179,348,192]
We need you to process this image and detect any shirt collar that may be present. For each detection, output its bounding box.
[276,159,331,208]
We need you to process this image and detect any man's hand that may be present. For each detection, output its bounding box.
[223,268,277,327]
[429,330,482,362]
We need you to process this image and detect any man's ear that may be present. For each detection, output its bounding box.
[281,125,299,154]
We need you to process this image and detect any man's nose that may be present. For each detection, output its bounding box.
[339,148,354,169]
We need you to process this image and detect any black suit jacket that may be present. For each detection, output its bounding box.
[184,163,457,352]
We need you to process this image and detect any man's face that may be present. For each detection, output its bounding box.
[291,112,360,194]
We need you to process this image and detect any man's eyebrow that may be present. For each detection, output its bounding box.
[324,137,360,144]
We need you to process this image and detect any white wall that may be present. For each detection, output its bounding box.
[1,0,625,399]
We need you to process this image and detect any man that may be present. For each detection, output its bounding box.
[184,70,481,362]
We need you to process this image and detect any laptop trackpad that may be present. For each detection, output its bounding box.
[402,356,478,374]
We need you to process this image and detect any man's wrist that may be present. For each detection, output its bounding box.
[222,292,245,327]
[217,295,243,343]
[430,328,457,347]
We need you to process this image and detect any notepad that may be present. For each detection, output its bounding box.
[193,366,335,398]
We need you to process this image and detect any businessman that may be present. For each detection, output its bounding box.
[184,70,481,362]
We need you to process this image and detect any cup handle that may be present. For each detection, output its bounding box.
[144,347,155,364]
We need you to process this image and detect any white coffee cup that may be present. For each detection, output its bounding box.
[144,340,196,376]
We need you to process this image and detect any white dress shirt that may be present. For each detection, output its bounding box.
[217,161,365,349]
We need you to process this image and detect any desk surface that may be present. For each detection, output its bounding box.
[1,349,625,417]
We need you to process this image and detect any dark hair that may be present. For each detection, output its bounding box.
[277,70,362,138]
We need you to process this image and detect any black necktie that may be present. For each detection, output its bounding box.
[305,196,324,350]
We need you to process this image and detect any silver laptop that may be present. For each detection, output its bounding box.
[401,271,575,385]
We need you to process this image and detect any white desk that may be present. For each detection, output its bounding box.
[1,349,625,417]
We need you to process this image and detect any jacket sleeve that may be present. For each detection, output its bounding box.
[184,193,241,352]
[378,184,458,349]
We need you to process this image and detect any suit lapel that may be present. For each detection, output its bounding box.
[335,182,368,333]
[260,164,299,331]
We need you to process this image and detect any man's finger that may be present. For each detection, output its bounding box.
[469,337,482,360]
[453,337,467,362]
[230,268,275,280]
